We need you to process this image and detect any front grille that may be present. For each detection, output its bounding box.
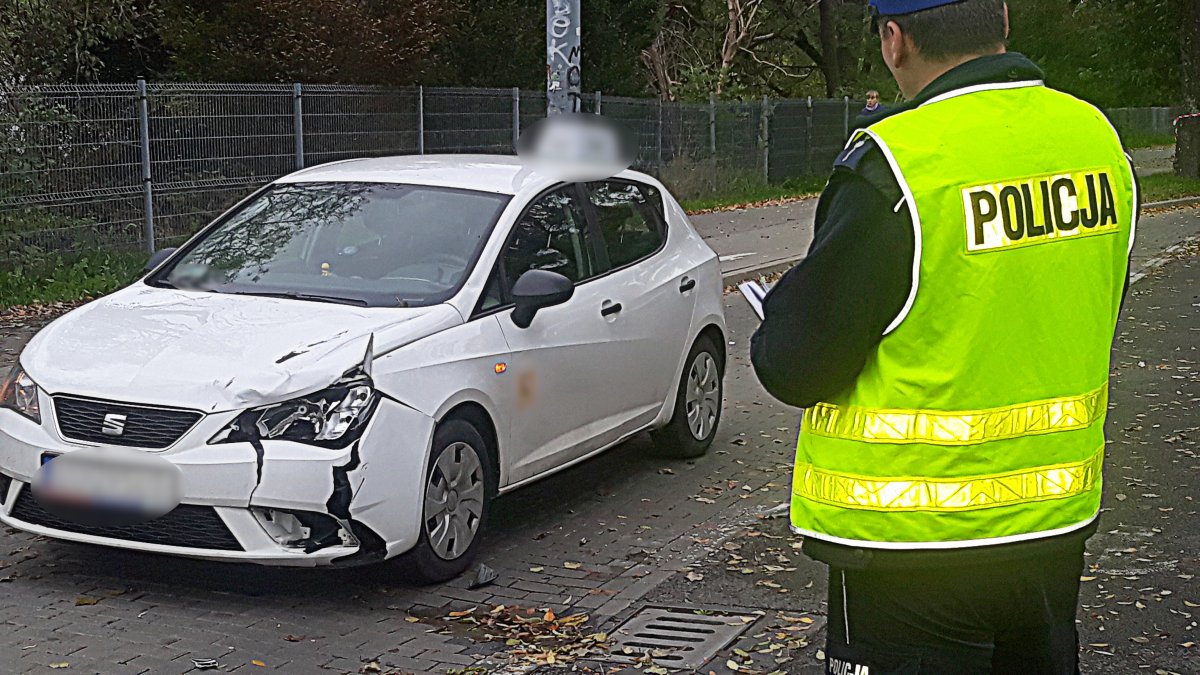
[0,474,11,505]
[53,395,203,449]
[10,488,243,551]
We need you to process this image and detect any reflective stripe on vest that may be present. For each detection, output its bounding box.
[794,444,1103,513]
[803,386,1107,445]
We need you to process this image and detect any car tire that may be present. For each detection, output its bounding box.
[652,334,724,459]
[397,419,494,584]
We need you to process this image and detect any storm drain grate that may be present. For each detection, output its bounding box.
[608,607,758,670]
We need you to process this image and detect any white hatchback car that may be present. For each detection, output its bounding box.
[0,155,726,582]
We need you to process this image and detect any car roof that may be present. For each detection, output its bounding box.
[276,154,658,196]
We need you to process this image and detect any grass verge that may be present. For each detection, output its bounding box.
[1122,133,1175,150]
[679,176,826,214]
[1,251,144,311]
[1139,173,1200,204]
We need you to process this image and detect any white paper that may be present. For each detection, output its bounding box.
[737,280,770,321]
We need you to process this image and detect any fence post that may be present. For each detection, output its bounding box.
[136,78,155,255]
[656,99,664,169]
[512,87,521,150]
[417,85,425,155]
[708,92,717,156]
[293,83,305,170]
[844,95,850,138]
[594,90,602,115]
[805,96,814,175]
[761,95,771,183]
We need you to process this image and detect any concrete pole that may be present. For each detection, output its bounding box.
[546,0,582,115]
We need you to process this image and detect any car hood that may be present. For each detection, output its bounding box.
[22,284,462,412]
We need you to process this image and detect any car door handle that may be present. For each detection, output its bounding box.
[600,302,623,317]
[679,277,696,293]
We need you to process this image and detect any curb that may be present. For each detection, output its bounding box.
[720,256,805,284]
[1143,196,1200,210]
[721,198,1200,285]
[1129,235,1198,285]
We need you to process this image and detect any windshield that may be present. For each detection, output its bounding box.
[151,182,510,307]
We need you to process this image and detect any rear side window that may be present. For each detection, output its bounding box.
[586,181,665,269]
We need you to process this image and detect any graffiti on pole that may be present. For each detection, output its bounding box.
[546,0,581,115]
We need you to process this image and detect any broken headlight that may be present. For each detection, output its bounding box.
[0,364,42,424]
[212,380,378,448]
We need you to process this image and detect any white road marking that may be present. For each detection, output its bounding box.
[718,252,757,262]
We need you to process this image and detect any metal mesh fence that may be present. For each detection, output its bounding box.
[0,85,143,257]
[302,85,420,167]
[0,81,1186,266]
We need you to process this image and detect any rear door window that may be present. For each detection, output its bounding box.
[585,181,665,269]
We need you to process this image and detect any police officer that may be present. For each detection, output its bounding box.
[750,1,1137,673]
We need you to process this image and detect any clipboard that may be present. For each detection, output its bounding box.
[737,280,770,320]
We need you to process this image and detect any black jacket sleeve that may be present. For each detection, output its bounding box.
[750,146,914,408]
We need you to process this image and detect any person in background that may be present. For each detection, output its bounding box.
[750,0,1138,672]
[861,89,886,117]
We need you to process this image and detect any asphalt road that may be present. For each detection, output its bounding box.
[0,203,1196,674]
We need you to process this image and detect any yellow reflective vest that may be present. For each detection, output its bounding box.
[791,80,1136,549]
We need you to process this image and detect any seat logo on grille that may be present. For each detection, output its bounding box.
[101,413,128,436]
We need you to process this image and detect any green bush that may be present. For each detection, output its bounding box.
[0,250,145,309]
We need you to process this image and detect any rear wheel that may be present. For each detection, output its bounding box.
[652,335,724,459]
[398,419,493,584]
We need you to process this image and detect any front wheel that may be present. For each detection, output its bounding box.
[396,419,493,584]
[652,335,724,459]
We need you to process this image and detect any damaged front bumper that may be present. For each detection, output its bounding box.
[0,397,434,567]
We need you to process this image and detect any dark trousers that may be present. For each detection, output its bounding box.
[823,544,1085,675]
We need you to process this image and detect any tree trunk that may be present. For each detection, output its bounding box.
[1184,0,1200,109]
[1176,117,1200,177]
[640,35,674,101]
[717,0,743,96]
[818,0,841,97]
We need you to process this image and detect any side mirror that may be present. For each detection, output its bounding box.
[143,247,178,274]
[511,269,574,329]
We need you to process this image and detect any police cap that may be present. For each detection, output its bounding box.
[869,0,966,15]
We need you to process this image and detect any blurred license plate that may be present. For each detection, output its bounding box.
[32,448,182,525]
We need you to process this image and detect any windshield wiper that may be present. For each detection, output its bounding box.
[225,290,370,307]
